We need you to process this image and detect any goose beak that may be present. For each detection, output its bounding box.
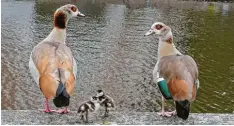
[144,29,154,36]
[77,11,85,17]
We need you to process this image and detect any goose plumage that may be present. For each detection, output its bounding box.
[29,4,85,114]
[145,22,199,119]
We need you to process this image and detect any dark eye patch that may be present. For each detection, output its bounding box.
[98,97,102,101]
[155,24,163,30]
[98,95,105,101]
[97,90,103,93]
[71,6,77,12]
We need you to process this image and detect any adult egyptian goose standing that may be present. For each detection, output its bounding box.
[29,4,85,114]
[144,22,199,120]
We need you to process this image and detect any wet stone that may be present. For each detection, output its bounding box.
[1,110,234,125]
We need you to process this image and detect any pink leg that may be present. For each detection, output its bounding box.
[39,99,69,114]
[39,99,52,113]
[165,110,177,116]
[157,96,176,117]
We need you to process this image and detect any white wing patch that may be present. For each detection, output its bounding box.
[73,57,77,79]
[196,79,200,89]
[81,105,85,111]
[29,52,39,85]
[153,61,159,83]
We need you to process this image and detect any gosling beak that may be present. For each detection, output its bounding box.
[144,29,154,36]
[77,11,85,17]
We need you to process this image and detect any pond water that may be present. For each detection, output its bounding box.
[1,0,234,113]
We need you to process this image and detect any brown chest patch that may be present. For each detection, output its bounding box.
[166,37,172,44]
[54,11,66,29]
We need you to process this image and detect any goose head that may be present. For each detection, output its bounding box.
[145,22,172,37]
[96,89,104,97]
[54,4,85,29]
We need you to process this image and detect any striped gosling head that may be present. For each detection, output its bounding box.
[96,90,104,97]
[90,96,99,103]
[95,90,115,108]
[54,4,85,29]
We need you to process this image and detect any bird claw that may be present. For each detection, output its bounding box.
[55,108,69,114]
[39,109,55,113]
[39,108,69,114]
[169,110,177,116]
[157,110,176,117]
[157,112,172,117]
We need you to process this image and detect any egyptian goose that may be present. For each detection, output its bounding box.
[144,22,199,120]
[29,4,85,114]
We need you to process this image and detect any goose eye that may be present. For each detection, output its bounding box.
[155,24,163,30]
[71,6,77,12]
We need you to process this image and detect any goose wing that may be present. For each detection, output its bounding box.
[158,55,199,101]
[29,41,75,98]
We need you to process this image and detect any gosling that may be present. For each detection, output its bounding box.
[77,96,101,123]
[96,90,115,117]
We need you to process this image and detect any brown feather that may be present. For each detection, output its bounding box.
[158,55,198,101]
[39,74,57,99]
[31,41,75,99]
[192,82,197,101]
[54,11,67,29]
[168,79,189,101]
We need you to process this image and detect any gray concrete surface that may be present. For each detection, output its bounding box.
[1,110,234,125]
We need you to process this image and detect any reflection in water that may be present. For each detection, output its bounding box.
[1,0,36,110]
[184,8,234,113]
[222,3,230,15]
[1,0,234,113]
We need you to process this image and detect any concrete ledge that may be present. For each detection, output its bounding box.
[1,110,234,125]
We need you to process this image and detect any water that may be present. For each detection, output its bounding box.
[1,0,234,113]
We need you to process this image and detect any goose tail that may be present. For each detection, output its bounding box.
[175,100,190,120]
[53,68,70,107]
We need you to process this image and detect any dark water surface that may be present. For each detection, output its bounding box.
[1,0,234,113]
